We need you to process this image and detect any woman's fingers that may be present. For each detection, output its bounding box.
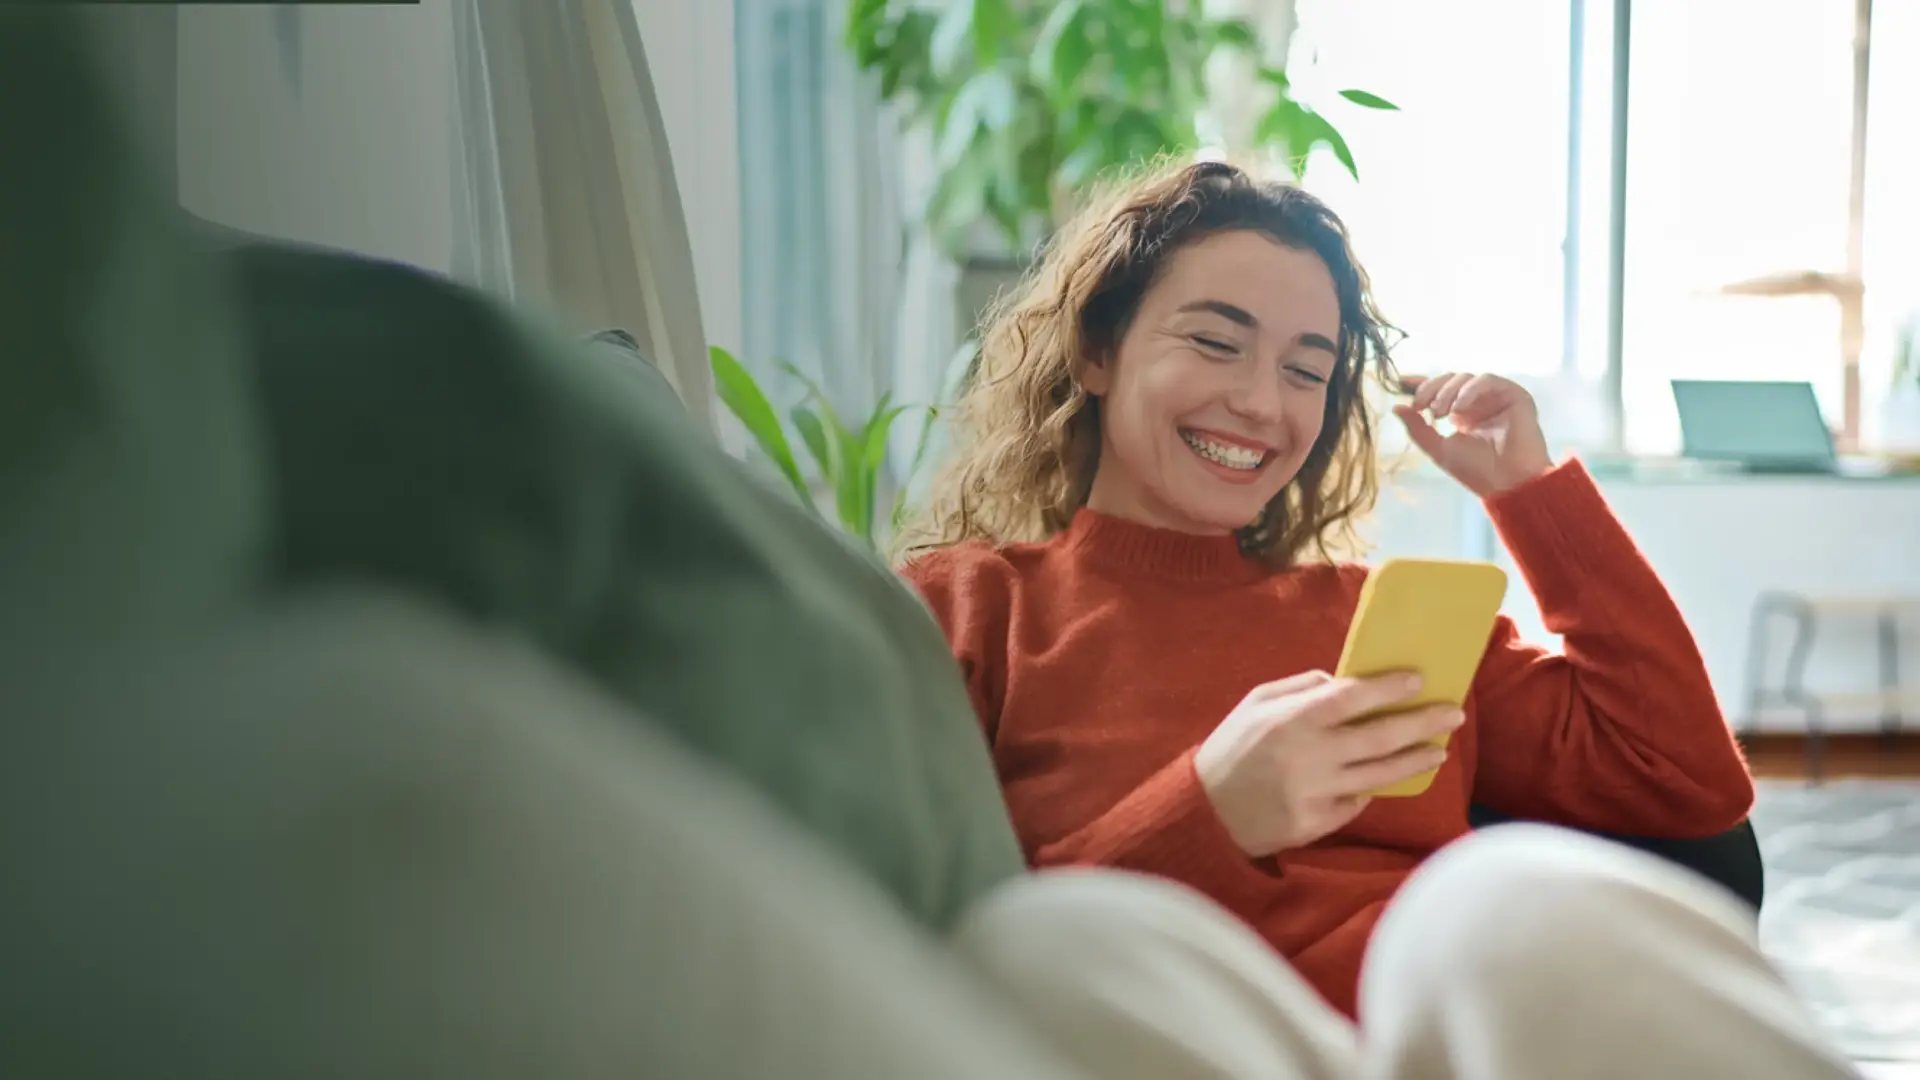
[1244,669,1335,704]
[1326,703,1465,765]
[1393,403,1448,458]
[1294,672,1425,727]
[1406,371,1465,415]
[1406,373,1446,412]
[1428,373,1471,419]
[1329,740,1451,798]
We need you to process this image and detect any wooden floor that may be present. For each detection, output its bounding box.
[1742,733,1920,780]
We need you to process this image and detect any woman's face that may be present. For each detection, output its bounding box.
[1081,229,1342,535]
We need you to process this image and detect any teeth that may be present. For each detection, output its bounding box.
[1182,431,1266,470]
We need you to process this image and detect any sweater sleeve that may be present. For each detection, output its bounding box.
[1027,747,1279,897]
[1469,459,1755,838]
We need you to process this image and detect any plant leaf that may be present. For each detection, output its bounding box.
[1031,0,1090,91]
[708,346,813,508]
[1338,88,1400,110]
[893,338,980,532]
[790,403,836,488]
[775,360,843,428]
[858,400,913,541]
[832,415,870,541]
[778,360,870,540]
[1112,106,1172,165]
[1057,136,1108,190]
[1254,98,1321,175]
[929,0,978,79]
[935,80,983,168]
[888,12,940,105]
[898,402,941,498]
[1298,107,1359,180]
[1208,18,1258,50]
[889,403,938,532]
[972,0,1015,67]
[925,150,991,257]
[862,401,910,478]
[844,0,889,60]
[974,69,1018,133]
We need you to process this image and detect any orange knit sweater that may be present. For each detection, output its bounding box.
[905,460,1754,1017]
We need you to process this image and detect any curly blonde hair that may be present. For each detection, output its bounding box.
[895,159,1401,569]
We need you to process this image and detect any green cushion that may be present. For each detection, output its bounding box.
[0,9,264,652]
[229,244,1024,928]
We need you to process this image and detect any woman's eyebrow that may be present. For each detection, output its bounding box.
[1174,299,1257,327]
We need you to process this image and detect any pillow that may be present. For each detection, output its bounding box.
[230,244,1025,929]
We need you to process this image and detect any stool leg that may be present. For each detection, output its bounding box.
[1806,700,1827,786]
[1742,601,1774,738]
[1778,601,1821,785]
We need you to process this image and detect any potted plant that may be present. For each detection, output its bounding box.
[708,343,977,553]
[845,0,1394,263]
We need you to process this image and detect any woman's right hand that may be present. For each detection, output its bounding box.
[1193,670,1465,856]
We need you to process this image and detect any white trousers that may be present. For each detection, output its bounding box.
[955,824,1861,1080]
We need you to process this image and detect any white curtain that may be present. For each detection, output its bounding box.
[735,0,907,417]
[735,0,969,487]
[449,0,715,431]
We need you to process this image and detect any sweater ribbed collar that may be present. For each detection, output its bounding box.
[1063,507,1269,586]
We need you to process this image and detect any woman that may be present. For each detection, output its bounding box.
[895,161,1849,1075]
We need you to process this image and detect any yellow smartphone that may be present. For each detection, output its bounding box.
[1333,558,1509,797]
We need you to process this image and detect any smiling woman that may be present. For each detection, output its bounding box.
[893,159,1780,1043]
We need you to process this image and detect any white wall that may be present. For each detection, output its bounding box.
[1368,471,1920,733]
[632,0,743,357]
[175,3,457,273]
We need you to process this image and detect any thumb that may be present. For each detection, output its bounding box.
[1394,404,1449,459]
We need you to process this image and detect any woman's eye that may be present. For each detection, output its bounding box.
[1191,335,1235,353]
[1287,366,1328,385]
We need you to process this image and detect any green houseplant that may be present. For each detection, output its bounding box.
[846,0,1395,256]
[708,344,977,552]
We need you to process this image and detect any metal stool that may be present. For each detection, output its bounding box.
[1743,593,1920,782]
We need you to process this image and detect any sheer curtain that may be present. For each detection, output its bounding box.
[736,0,912,418]
[735,0,969,485]
[449,0,715,429]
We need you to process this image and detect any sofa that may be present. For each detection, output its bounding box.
[0,11,1760,1077]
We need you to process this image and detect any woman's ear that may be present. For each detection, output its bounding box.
[1079,353,1112,396]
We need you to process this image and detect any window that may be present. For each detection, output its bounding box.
[1601,0,1920,453]
[1294,0,1575,384]
[1267,1,1918,455]
[1861,2,1920,435]
[1616,0,1858,453]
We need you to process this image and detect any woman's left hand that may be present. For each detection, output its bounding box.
[1394,373,1554,498]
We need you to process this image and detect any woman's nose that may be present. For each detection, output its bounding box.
[1226,368,1287,425]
